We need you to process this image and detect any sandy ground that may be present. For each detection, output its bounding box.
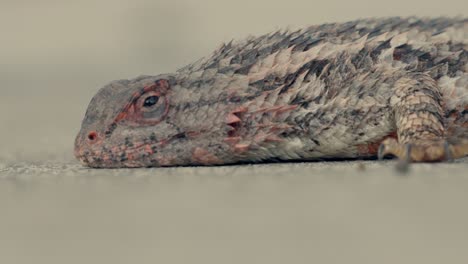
[1,159,468,264]
[1,0,467,263]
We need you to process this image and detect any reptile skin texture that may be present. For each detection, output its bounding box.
[74,17,468,168]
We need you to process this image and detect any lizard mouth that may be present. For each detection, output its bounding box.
[74,132,187,168]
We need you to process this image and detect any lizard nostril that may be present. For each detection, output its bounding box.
[87,131,98,142]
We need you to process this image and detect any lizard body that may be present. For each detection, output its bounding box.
[75,17,468,168]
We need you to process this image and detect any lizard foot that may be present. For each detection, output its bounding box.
[377,138,454,162]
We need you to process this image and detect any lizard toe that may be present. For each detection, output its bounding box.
[378,138,459,163]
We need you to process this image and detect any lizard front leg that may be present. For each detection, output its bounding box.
[378,73,468,162]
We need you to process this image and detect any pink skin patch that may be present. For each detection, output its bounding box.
[144,145,154,154]
[265,134,283,142]
[253,132,284,144]
[269,124,293,133]
[234,144,250,153]
[226,113,241,124]
[224,137,241,145]
[192,147,221,165]
[231,106,248,114]
[186,131,201,138]
[357,131,398,155]
[274,105,299,118]
[155,155,175,166]
[252,106,283,114]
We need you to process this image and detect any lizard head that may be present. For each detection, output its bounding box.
[74,74,233,168]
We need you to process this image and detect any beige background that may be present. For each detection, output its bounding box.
[0,1,468,264]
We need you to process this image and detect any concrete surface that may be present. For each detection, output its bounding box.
[1,159,468,264]
[0,0,467,263]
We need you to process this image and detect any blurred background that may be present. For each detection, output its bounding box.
[0,0,466,162]
[1,1,468,264]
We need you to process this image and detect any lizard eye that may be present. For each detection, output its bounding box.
[134,91,168,123]
[143,96,159,108]
[114,79,171,126]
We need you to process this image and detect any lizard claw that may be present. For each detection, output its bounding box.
[395,144,412,174]
[378,138,412,172]
[443,141,453,162]
[377,138,458,163]
[377,143,386,160]
[378,138,405,160]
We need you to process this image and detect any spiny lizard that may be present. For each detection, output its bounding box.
[75,17,468,168]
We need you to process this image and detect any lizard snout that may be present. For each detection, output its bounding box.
[87,131,99,142]
[74,130,104,167]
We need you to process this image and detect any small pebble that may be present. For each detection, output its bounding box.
[395,160,410,174]
[357,163,366,171]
